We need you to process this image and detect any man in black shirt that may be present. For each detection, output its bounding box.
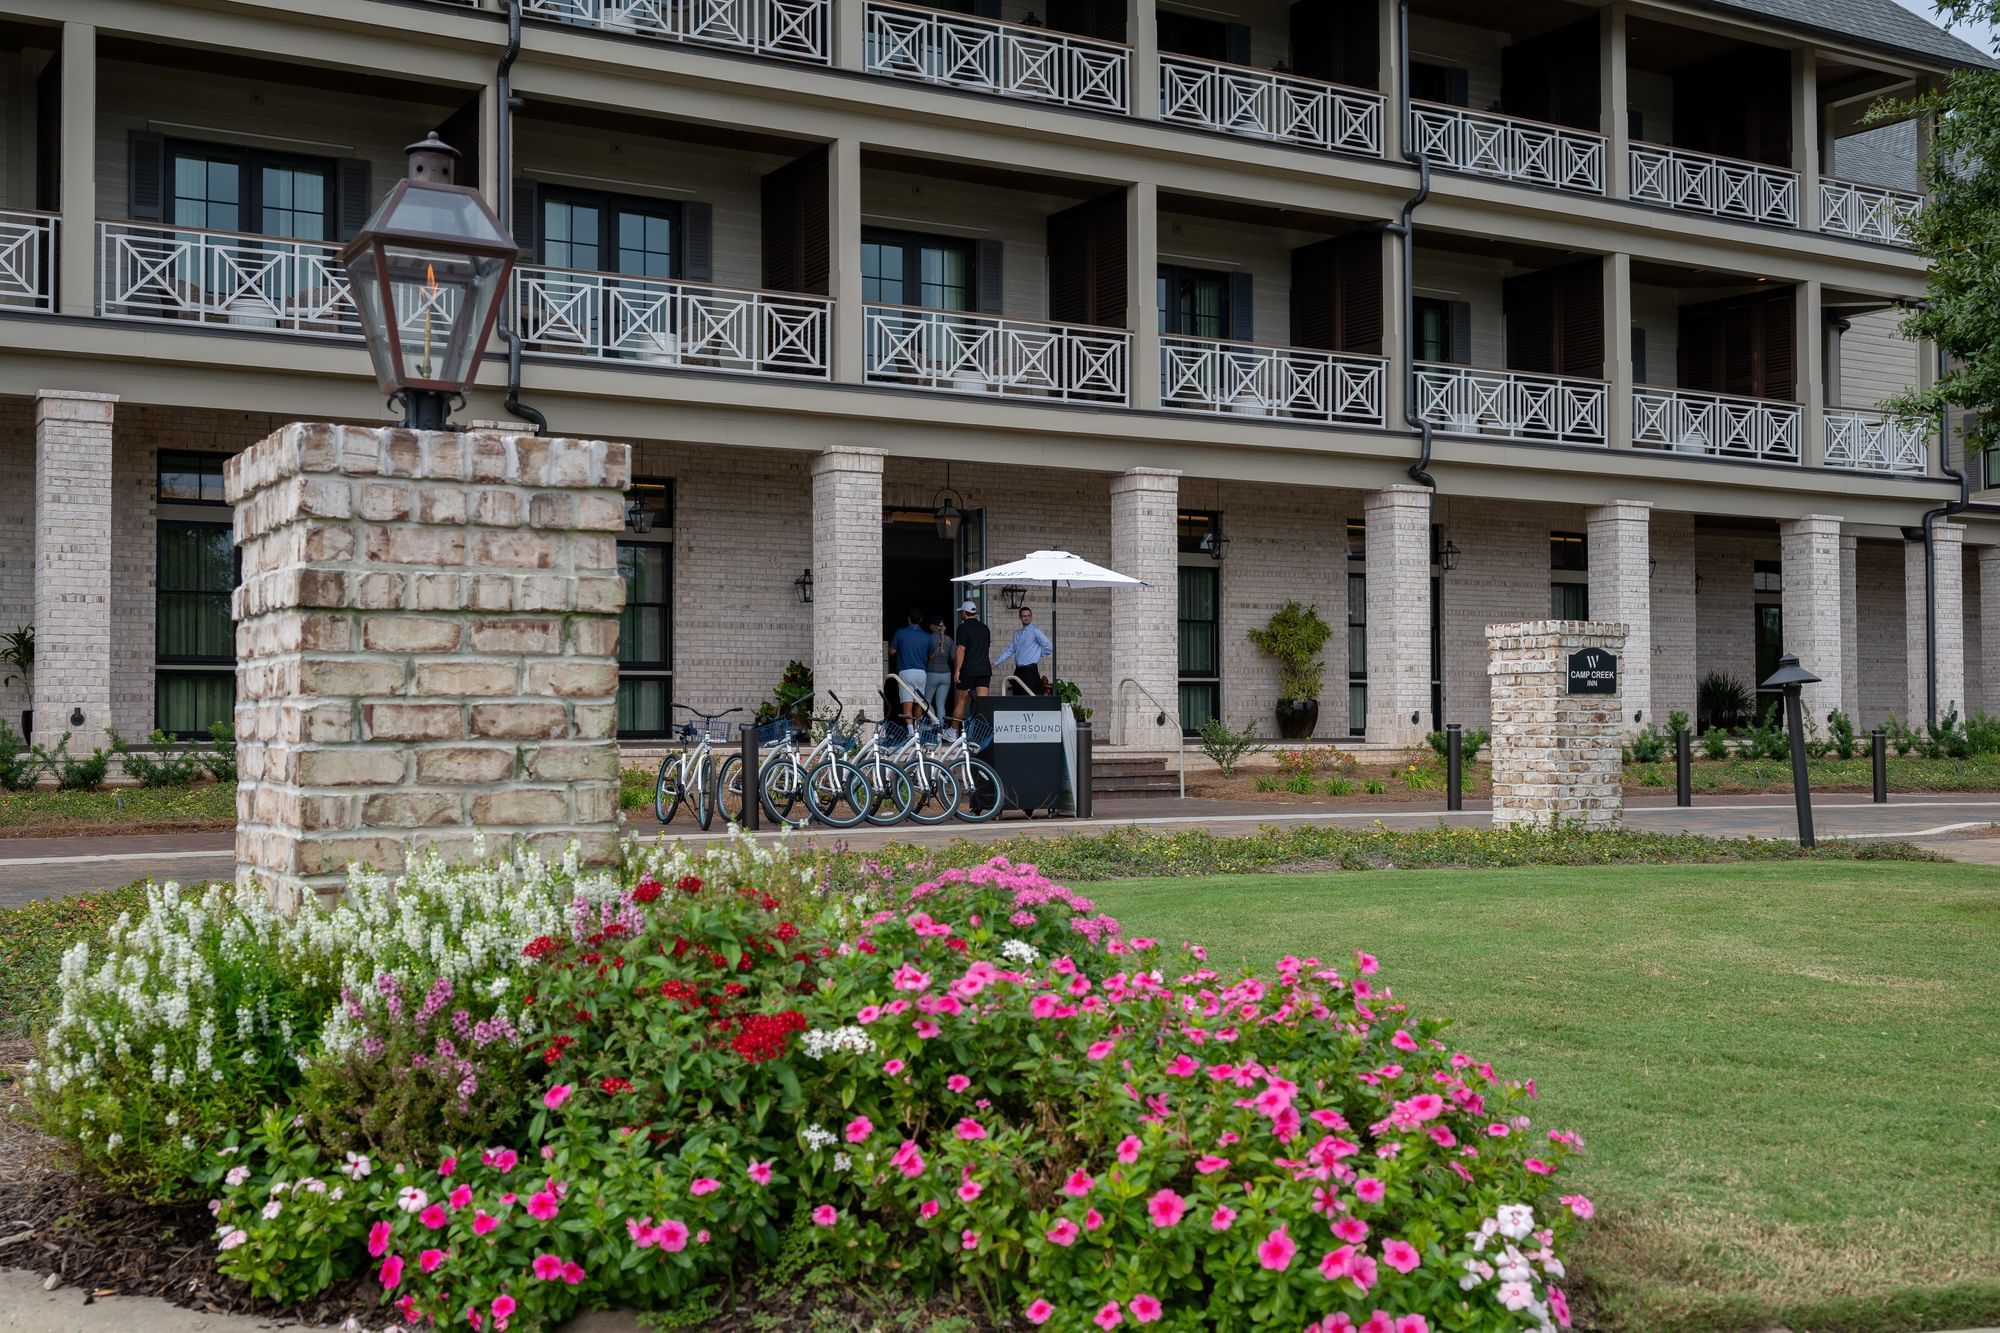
[952,599,993,723]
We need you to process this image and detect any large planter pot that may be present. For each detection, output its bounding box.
[1275,699,1318,740]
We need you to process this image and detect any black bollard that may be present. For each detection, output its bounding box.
[1762,653,1820,849]
[1446,723,1462,812]
[1872,728,1888,804]
[737,726,760,831]
[1675,727,1692,807]
[1075,721,1094,820]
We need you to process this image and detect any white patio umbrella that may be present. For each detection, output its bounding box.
[952,549,1147,687]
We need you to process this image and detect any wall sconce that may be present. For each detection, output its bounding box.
[794,568,814,604]
[1001,584,1027,611]
[1199,524,1230,562]
[1438,538,1461,572]
[624,499,655,533]
[933,462,964,540]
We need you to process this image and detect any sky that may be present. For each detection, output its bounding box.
[1890,0,1996,52]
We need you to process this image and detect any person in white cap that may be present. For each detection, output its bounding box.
[951,598,993,722]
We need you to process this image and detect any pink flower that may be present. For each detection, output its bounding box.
[883,1058,906,1076]
[473,1210,499,1236]
[367,1221,393,1257]
[420,1204,449,1230]
[489,1149,519,1174]
[1390,1030,1419,1053]
[1355,1177,1386,1204]
[1025,1299,1055,1326]
[1086,1040,1116,1060]
[1486,1122,1511,1138]
[845,1116,874,1144]
[1084,1208,1104,1231]
[1258,1224,1298,1270]
[1355,951,1379,974]
[1061,1169,1094,1197]
[1094,1301,1124,1329]
[696,1230,711,1244]
[657,1219,689,1252]
[1559,1194,1595,1220]
[1046,1218,1080,1246]
[1129,1294,1162,1324]
[560,1261,585,1285]
[919,1200,941,1219]
[1195,1155,1230,1175]
[1116,1135,1142,1164]
[627,1218,660,1248]
[419,1248,447,1274]
[438,1156,457,1177]
[1396,1317,1431,1333]
[491,1295,517,1325]
[532,1254,563,1280]
[961,1229,980,1251]
[1525,1159,1553,1176]
[958,1179,983,1202]
[543,1084,572,1110]
[1320,1245,1354,1280]
[748,1160,774,1186]
[1361,1314,1393,1333]
[1349,1254,1379,1291]
[690,1177,721,1196]
[891,1141,926,1179]
[914,1020,942,1039]
[1333,1216,1368,1243]
[448,1185,473,1210]
[1209,1205,1236,1231]
[1382,1239,1421,1274]
[1146,1189,1187,1228]
[1549,1287,1572,1328]
[378,1253,404,1290]
[954,1117,987,1140]
[812,1205,838,1226]
[527,1191,559,1221]
[947,1074,972,1093]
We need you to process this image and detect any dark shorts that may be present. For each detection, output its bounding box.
[958,675,991,691]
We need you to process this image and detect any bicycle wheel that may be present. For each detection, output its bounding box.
[715,754,748,826]
[862,759,917,827]
[760,756,807,828]
[805,758,874,830]
[654,753,687,825]
[953,756,1006,823]
[905,760,960,825]
[692,750,717,831]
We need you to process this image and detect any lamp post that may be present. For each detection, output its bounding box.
[1761,652,1821,849]
[338,132,519,430]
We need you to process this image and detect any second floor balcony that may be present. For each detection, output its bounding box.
[1408,103,1604,195]
[1633,386,1801,462]
[1823,407,1928,474]
[863,1,1129,113]
[1418,363,1607,445]
[1161,335,1384,424]
[515,265,832,377]
[99,221,363,337]
[1818,178,1924,246]
[864,305,1128,402]
[1628,142,1799,228]
[0,210,57,314]
[525,0,831,63]
[1158,56,1382,157]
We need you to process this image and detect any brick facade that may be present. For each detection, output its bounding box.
[1487,620,1627,828]
[1779,514,1844,721]
[228,424,627,908]
[1587,501,1652,733]
[1857,538,1908,728]
[1650,512,1698,726]
[1982,547,2000,718]
[810,447,884,721]
[1364,485,1432,748]
[1109,468,1179,745]
[1906,522,1965,723]
[34,391,116,752]
[1839,535,1860,723]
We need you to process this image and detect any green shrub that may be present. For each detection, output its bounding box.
[1742,716,1789,763]
[1425,728,1489,762]
[1274,747,1317,777]
[1923,705,1972,760]
[1826,709,1858,761]
[1246,600,1333,702]
[0,719,42,791]
[1885,711,1917,756]
[1668,709,1691,738]
[1197,716,1266,778]
[1698,672,1751,731]
[40,733,110,791]
[1253,775,1282,792]
[1282,773,1314,794]
[110,728,206,788]
[1363,778,1387,794]
[200,720,238,784]
[1322,776,1355,796]
[1966,710,2000,755]
[1628,726,1668,764]
[1700,728,1732,762]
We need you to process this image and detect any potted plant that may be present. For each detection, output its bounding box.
[771,660,814,732]
[1,625,30,738]
[1052,678,1092,726]
[1247,601,1332,741]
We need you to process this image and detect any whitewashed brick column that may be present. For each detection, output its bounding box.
[228,424,628,909]
[1839,535,1860,724]
[33,390,116,752]
[1586,500,1650,732]
[1365,484,1432,747]
[1779,514,1844,723]
[1983,546,2000,719]
[1488,620,1627,829]
[811,446,884,718]
[1109,467,1179,746]
[1905,523,1965,725]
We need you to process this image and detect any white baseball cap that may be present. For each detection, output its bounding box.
[960,599,978,613]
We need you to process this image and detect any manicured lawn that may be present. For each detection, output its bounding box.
[1087,862,2000,1333]
[0,782,235,837]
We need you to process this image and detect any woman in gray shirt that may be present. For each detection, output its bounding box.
[924,615,954,722]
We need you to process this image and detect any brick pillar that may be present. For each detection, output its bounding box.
[1365,484,1432,747]
[1487,620,1627,829]
[1586,500,1650,732]
[33,390,116,752]
[1109,467,1179,747]
[228,424,628,909]
[811,446,883,720]
[1983,546,2000,719]
[1779,514,1843,723]
[1839,535,1859,724]
[1905,523,1965,726]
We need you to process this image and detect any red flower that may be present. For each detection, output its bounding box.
[600,1076,633,1094]
[676,875,704,894]
[730,1010,807,1063]
[633,876,664,903]
[524,936,560,960]
[946,938,969,952]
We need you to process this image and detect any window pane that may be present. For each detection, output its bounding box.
[1551,583,1590,620]
[1179,682,1218,734]
[1349,683,1367,735]
[920,245,968,311]
[618,678,669,735]
[1550,532,1588,571]
[158,671,234,738]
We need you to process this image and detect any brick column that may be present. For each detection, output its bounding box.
[1586,500,1650,731]
[1839,535,1859,724]
[1364,484,1432,747]
[1109,467,1179,747]
[811,446,883,719]
[229,425,628,909]
[33,390,116,752]
[1984,546,2000,719]
[1905,523,1965,725]
[1779,514,1843,722]
[1487,620,1627,829]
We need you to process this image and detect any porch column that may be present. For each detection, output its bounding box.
[1905,523,1965,725]
[57,23,95,317]
[811,446,884,719]
[1109,467,1179,747]
[1377,0,1401,160]
[478,82,502,212]
[1600,3,1628,197]
[1798,280,1825,465]
[1779,514,1843,722]
[1364,483,1431,747]
[1128,0,1159,122]
[1379,225,1406,431]
[1793,48,1819,231]
[33,390,116,752]
[1839,534,1859,723]
[1126,181,1161,410]
[829,138,866,385]
[834,0,865,70]
[1587,500,1651,732]
[1983,545,2000,718]
[1603,253,1633,447]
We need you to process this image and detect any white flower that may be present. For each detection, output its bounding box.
[1496,1203,1536,1240]
[105,1132,123,1151]
[802,1123,837,1152]
[799,1027,875,1060]
[341,1152,372,1180]
[1497,1280,1535,1311]
[261,1200,282,1221]
[833,1152,853,1173]
[218,1229,248,1252]
[397,1187,430,1213]
[999,939,1040,966]
[225,1166,251,1187]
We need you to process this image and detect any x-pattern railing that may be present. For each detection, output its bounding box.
[1632,387,1800,462]
[1415,363,1606,445]
[515,265,830,377]
[863,1,1128,112]
[1824,407,1928,473]
[865,305,1128,403]
[1159,55,1382,157]
[525,0,829,63]
[1818,178,1923,247]
[99,222,361,336]
[1408,102,1603,194]
[1160,335,1384,425]
[1629,142,1798,227]
[0,210,56,313]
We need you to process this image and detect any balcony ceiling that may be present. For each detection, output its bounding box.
[522,101,816,158]
[1410,0,1596,43]
[99,36,456,104]
[860,148,1107,201]
[1157,191,1374,235]
[1419,230,1591,269]
[1630,258,1786,291]
[1626,16,1783,74]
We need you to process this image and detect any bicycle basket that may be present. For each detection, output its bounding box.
[878,719,912,747]
[696,718,736,742]
[963,716,994,751]
[754,717,796,746]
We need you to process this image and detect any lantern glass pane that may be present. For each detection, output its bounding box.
[378,185,510,245]
[382,244,506,386]
[343,249,399,392]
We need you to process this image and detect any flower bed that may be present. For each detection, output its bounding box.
[22,836,1589,1331]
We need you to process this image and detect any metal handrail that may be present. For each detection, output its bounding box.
[1113,676,1185,800]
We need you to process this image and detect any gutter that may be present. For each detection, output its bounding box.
[497,0,548,435]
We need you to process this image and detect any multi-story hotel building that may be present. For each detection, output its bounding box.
[0,0,1993,758]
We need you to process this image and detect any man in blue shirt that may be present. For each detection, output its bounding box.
[888,610,933,721]
[995,605,1054,694]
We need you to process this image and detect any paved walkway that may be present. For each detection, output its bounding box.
[2,796,1997,906]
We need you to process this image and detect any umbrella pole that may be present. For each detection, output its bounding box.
[1050,581,1057,692]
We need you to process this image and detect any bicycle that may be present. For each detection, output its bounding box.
[654,704,742,830]
[848,713,918,826]
[880,719,961,825]
[801,693,876,828]
[935,715,1006,822]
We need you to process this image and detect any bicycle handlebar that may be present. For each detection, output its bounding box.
[673,704,743,721]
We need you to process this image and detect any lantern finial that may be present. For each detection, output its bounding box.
[405,132,461,186]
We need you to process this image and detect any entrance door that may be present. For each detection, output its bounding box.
[882,507,984,714]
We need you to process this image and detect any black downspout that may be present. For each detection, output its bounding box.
[1919,335,1968,728]
[498,0,548,435]
[1385,0,1434,491]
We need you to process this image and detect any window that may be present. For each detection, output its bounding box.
[1551,583,1590,619]
[1550,530,1588,620]
[1158,266,1230,339]
[1415,298,1455,364]
[1346,520,1366,736]
[1985,444,1998,491]
[155,451,238,739]
[540,187,679,279]
[169,142,332,239]
[617,479,675,739]
[1409,62,1470,107]
[1550,531,1587,572]
[1752,559,1783,594]
[862,228,975,311]
[1157,8,1230,60]
[1754,604,1784,706]
[1178,567,1220,735]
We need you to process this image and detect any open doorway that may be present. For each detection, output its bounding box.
[882,507,985,714]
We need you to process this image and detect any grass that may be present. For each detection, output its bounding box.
[0,782,235,837]
[1086,862,2000,1333]
[0,877,150,1037]
[1626,751,2000,794]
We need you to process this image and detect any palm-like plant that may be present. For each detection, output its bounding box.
[0,626,30,690]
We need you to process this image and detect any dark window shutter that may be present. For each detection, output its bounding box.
[1750,49,1792,167]
[36,64,61,211]
[801,151,830,295]
[1290,240,1335,349]
[1629,109,1644,141]
[438,100,481,190]
[1047,203,1089,325]
[760,147,829,295]
[1444,67,1470,109]
[1500,39,1550,124]
[1758,286,1796,401]
[1722,306,1755,395]
[1447,300,1472,365]
[1334,230,1382,354]
[682,202,713,283]
[1048,0,1122,39]
[129,130,166,222]
[336,159,372,242]
[1224,23,1252,66]
[1340,0,1379,89]
[1227,271,1254,342]
[972,0,1001,16]
[1556,20,1601,130]
[1679,305,1717,391]
[1094,0,1127,43]
[1091,192,1126,328]
[1557,259,1603,378]
[513,179,541,262]
[1632,325,1647,384]
[1289,0,1334,83]
[1504,269,1557,374]
[1050,191,1127,328]
[976,239,1003,315]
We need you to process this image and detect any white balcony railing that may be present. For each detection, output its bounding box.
[865,305,1128,403]
[524,0,830,63]
[1632,387,1801,462]
[1629,143,1798,227]
[1824,407,1928,474]
[1415,363,1606,445]
[1408,102,1603,194]
[1818,178,1923,247]
[1161,335,1384,425]
[515,265,831,378]
[864,1,1128,113]
[1159,55,1382,157]
[99,222,362,336]
[0,210,57,313]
